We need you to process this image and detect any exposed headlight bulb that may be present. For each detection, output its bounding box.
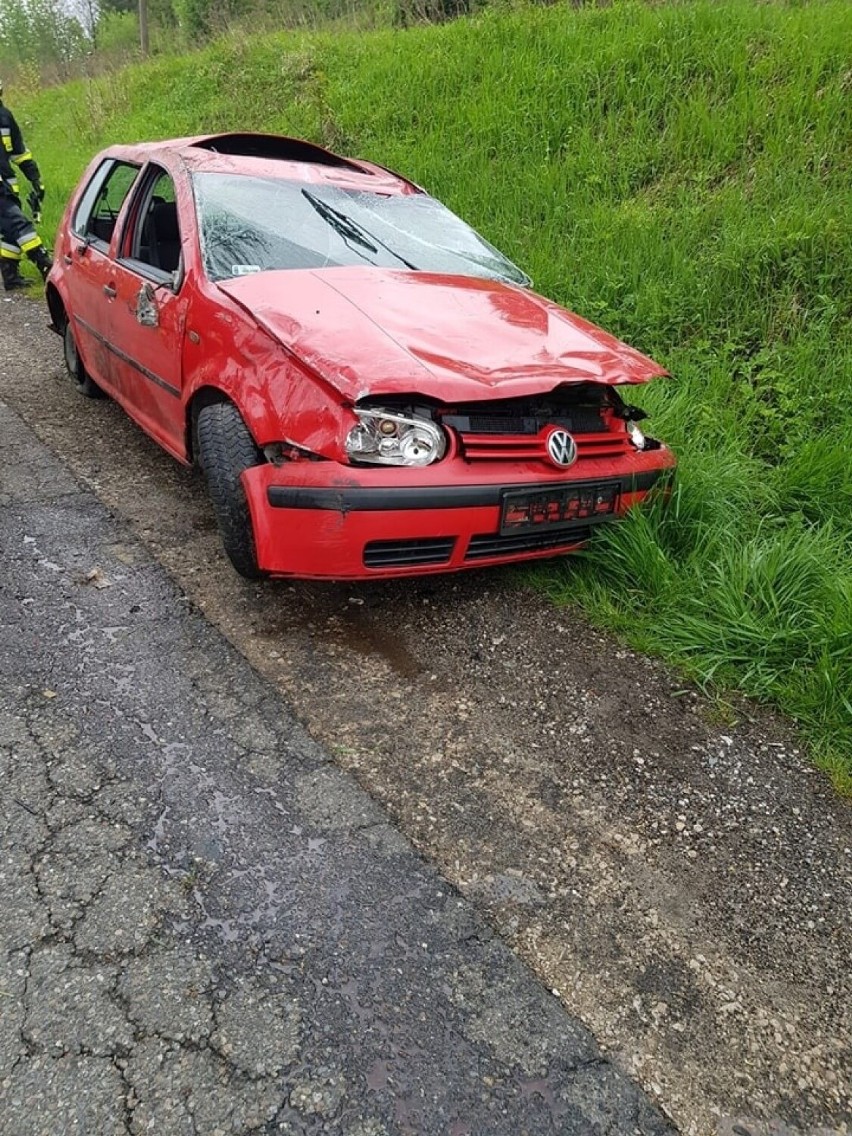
[399,427,436,463]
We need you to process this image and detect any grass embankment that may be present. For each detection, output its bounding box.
[16,0,851,787]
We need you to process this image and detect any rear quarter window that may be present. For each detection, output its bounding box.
[73,160,142,248]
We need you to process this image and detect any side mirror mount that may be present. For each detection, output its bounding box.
[169,255,185,294]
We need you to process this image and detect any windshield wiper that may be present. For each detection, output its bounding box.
[302,190,377,256]
[301,189,418,270]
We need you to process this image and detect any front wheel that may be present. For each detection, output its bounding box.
[196,402,264,579]
[63,317,102,398]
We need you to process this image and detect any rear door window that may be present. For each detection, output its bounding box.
[120,167,183,280]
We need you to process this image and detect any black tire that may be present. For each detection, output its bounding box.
[196,401,265,579]
[63,317,102,398]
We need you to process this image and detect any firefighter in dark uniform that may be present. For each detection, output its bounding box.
[0,77,52,290]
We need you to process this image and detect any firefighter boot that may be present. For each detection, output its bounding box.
[1,259,28,291]
[29,247,53,282]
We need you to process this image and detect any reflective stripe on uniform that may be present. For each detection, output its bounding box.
[18,231,41,253]
[1,244,23,261]
[12,150,33,164]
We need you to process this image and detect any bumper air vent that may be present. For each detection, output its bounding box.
[364,537,456,569]
[465,526,594,560]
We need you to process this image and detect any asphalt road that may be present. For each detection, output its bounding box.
[1,291,850,1136]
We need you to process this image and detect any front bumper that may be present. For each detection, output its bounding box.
[240,448,676,580]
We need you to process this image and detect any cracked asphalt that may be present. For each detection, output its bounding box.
[1,292,850,1136]
[0,394,673,1133]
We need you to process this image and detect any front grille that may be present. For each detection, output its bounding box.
[575,432,632,458]
[465,525,594,560]
[459,430,630,462]
[364,537,455,569]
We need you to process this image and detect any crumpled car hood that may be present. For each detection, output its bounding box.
[217,267,667,401]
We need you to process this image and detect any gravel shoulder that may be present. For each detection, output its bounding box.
[2,292,850,1135]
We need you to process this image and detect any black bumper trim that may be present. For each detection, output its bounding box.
[267,469,667,513]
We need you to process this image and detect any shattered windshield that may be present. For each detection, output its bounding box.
[192,173,530,287]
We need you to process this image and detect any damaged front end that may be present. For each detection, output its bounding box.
[347,383,662,468]
[239,380,674,580]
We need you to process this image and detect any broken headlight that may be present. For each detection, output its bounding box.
[345,408,447,467]
[626,420,647,450]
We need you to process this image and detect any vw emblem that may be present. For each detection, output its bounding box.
[545,428,577,468]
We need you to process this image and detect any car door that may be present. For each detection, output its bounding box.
[102,166,188,461]
[61,159,142,393]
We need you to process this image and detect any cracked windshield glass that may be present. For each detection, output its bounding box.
[193,173,530,286]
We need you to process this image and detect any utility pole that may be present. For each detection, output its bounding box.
[139,0,149,55]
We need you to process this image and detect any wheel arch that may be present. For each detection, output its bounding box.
[46,284,66,334]
[186,386,258,467]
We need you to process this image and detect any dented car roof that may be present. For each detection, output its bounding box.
[105,132,419,194]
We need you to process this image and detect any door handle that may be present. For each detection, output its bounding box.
[103,283,117,299]
[63,254,72,266]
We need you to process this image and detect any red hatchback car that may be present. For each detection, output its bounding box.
[47,132,675,580]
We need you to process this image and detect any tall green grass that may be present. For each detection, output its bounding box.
[14,0,851,787]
